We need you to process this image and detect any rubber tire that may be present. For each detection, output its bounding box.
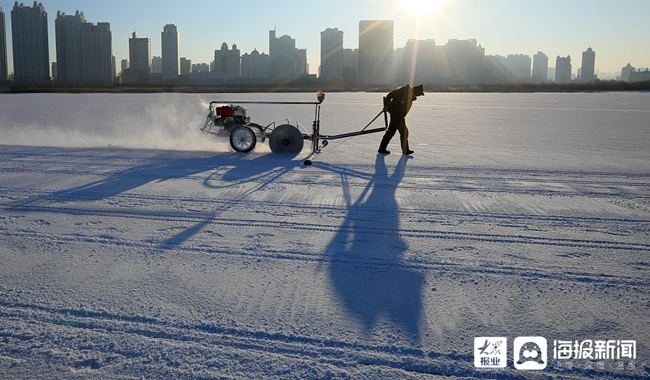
[230,126,257,153]
[269,124,304,154]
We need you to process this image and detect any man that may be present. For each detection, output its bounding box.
[378,84,425,155]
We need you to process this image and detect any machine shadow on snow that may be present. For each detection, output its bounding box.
[324,155,424,342]
[25,150,300,203]
[9,149,303,250]
[162,153,302,249]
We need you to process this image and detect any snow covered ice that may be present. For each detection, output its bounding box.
[0,92,649,379]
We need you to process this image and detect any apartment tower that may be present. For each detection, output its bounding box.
[161,24,179,82]
[11,1,50,84]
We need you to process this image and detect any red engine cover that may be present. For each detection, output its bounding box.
[216,106,246,117]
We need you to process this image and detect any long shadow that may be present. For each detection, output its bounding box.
[324,155,424,342]
[161,154,301,249]
[16,150,236,203]
[8,148,301,250]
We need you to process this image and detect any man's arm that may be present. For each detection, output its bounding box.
[384,90,395,109]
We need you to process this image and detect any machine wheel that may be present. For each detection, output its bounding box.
[230,126,257,153]
[269,124,304,154]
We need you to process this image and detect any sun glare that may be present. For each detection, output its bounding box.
[402,0,443,13]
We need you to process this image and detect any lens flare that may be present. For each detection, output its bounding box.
[402,0,443,13]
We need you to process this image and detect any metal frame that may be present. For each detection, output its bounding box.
[203,92,388,155]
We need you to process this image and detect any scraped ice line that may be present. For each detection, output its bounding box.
[1,225,647,288]
[0,301,470,378]
[4,199,649,253]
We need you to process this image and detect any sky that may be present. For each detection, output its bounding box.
[2,0,649,78]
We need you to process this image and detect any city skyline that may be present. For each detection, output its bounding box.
[1,0,649,80]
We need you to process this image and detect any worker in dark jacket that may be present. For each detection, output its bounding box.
[378,84,425,155]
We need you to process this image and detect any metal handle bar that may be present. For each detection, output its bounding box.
[209,100,322,106]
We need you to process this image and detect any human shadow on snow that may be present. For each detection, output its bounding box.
[324,155,424,342]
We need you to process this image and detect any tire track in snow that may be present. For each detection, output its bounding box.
[2,299,646,380]
[0,300,472,378]
[2,172,648,200]
[5,202,650,253]
[4,186,650,228]
[1,224,647,287]
[2,161,649,198]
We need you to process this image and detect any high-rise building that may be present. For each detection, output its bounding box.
[401,39,442,84]
[191,63,209,73]
[86,22,112,84]
[121,31,150,83]
[504,54,531,80]
[320,28,343,81]
[342,48,358,83]
[358,20,393,85]
[555,55,572,83]
[241,49,270,82]
[444,39,484,84]
[0,6,7,83]
[621,63,635,82]
[11,1,50,84]
[129,31,150,73]
[532,51,548,82]
[580,47,595,82]
[151,56,162,73]
[483,55,509,83]
[214,42,241,76]
[0,6,8,83]
[55,10,112,85]
[269,29,307,81]
[161,24,179,82]
[55,10,84,84]
[180,57,191,76]
[628,68,650,82]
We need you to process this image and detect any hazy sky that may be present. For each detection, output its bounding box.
[2,0,649,77]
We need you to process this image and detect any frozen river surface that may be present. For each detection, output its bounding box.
[0,92,649,379]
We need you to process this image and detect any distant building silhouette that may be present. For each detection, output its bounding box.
[269,29,307,82]
[0,6,7,83]
[241,48,270,83]
[358,20,393,85]
[161,24,179,82]
[55,10,112,85]
[504,54,531,80]
[483,55,509,83]
[555,55,572,83]
[320,28,344,81]
[192,63,209,73]
[11,1,50,84]
[151,56,162,73]
[180,57,191,76]
[120,59,128,74]
[532,51,548,82]
[621,63,635,82]
[580,47,595,82]
[401,39,441,84]
[214,42,241,80]
[342,48,358,83]
[122,31,150,83]
[628,68,650,82]
[444,39,484,84]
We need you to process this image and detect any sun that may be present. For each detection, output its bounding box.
[402,0,444,13]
